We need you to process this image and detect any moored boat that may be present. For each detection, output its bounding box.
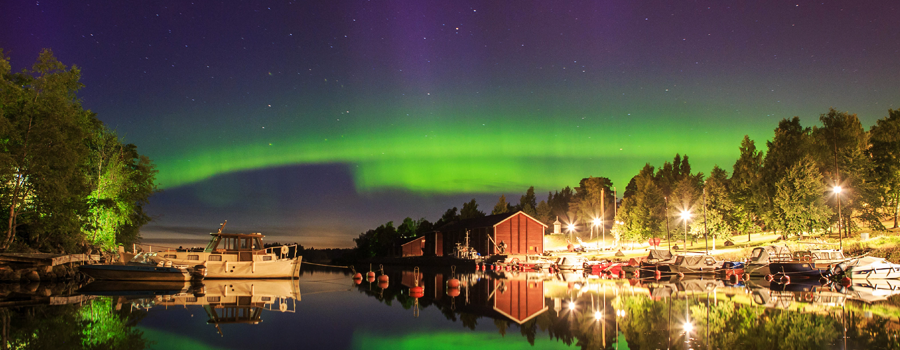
[745,245,792,277]
[150,221,302,279]
[78,261,205,282]
[669,254,723,274]
[768,249,847,280]
[638,249,677,275]
[836,256,900,280]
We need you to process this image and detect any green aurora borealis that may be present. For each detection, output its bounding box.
[153,90,779,194]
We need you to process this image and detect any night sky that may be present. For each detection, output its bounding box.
[2,1,898,248]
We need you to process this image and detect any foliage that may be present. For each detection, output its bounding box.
[730,135,765,234]
[869,108,900,229]
[0,49,156,253]
[492,195,510,215]
[84,128,157,251]
[460,198,485,219]
[700,166,737,243]
[0,298,150,349]
[618,168,665,242]
[771,156,832,237]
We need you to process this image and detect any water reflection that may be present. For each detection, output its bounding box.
[353,267,900,349]
[2,270,900,348]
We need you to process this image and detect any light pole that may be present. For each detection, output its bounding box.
[593,218,602,248]
[680,211,691,253]
[568,223,576,243]
[834,186,843,250]
[665,197,671,253]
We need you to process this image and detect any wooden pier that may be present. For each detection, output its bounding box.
[0,253,96,267]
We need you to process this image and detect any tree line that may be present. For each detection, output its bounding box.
[356,107,900,256]
[1,49,157,253]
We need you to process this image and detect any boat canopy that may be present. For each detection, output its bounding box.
[647,249,674,263]
[204,232,265,253]
[748,245,792,264]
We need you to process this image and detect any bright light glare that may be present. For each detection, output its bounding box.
[683,322,693,332]
[834,186,843,194]
[568,302,576,310]
[595,311,603,320]
[593,218,601,226]
[680,211,690,220]
[567,224,575,232]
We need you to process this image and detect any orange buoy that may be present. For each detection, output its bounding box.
[410,286,425,298]
[353,272,362,280]
[378,280,389,289]
[448,278,460,288]
[765,274,774,282]
[367,276,375,283]
[378,274,389,283]
[367,271,376,279]
[654,270,662,280]
[677,272,685,279]
[448,287,460,297]
[354,278,362,285]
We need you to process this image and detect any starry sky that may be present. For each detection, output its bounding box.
[2,1,898,248]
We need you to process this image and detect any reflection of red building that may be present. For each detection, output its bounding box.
[429,211,546,257]
[493,279,548,324]
[400,236,426,257]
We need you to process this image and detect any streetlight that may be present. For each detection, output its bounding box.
[567,223,576,243]
[834,185,843,250]
[680,211,691,253]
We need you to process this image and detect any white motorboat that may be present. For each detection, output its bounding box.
[836,256,900,280]
[150,221,302,279]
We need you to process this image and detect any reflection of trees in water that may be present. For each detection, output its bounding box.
[356,276,900,349]
[617,295,844,350]
[0,297,150,349]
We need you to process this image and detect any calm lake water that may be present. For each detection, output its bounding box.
[3,266,900,349]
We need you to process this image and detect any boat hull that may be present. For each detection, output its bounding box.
[78,264,194,281]
[153,256,302,278]
[767,262,832,279]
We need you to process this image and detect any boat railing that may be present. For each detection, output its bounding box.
[265,243,301,259]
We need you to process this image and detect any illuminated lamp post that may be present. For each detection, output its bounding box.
[680,211,691,253]
[568,223,576,243]
[834,186,843,250]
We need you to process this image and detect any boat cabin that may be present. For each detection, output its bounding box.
[203,232,267,262]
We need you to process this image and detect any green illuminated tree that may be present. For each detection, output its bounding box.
[812,108,875,235]
[771,156,832,237]
[730,135,764,239]
[699,166,736,246]
[619,167,665,242]
[869,108,900,229]
[761,117,813,233]
[84,128,157,251]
